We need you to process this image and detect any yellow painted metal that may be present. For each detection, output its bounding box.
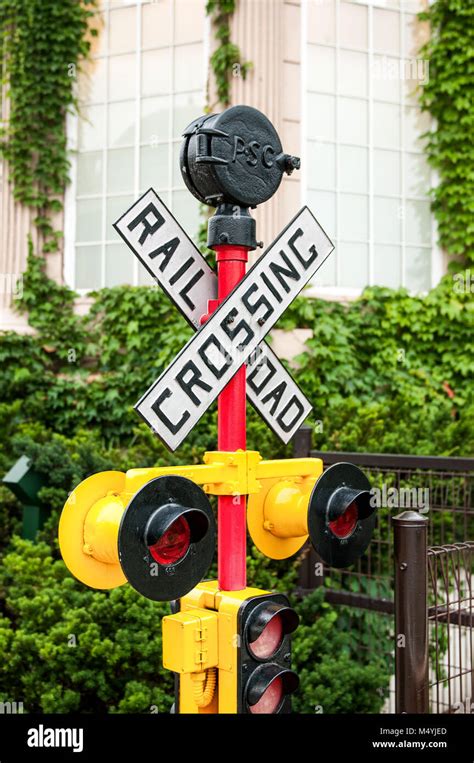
[163,594,219,714]
[58,471,127,590]
[162,609,218,674]
[247,458,323,560]
[124,449,263,497]
[215,585,270,715]
[264,482,308,538]
[83,494,124,564]
[202,450,262,495]
[176,581,271,714]
[59,454,323,593]
[179,672,218,713]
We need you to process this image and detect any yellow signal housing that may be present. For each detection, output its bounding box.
[166,581,272,714]
[247,459,323,559]
[59,471,127,590]
[167,580,299,714]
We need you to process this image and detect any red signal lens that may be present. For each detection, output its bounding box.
[249,677,283,714]
[329,501,358,539]
[249,614,283,659]
[148,516,191,565]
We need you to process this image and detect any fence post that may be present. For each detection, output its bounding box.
[292,424,312,458]
[292,425,315,589]
[393,510,429,713]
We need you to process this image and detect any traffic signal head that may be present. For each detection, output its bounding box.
[59,472,216,601]
[168,583,300,714]
[248,461,375,568]
[238,593,299,713]
[308,462,374,568]
[118,474,216,601]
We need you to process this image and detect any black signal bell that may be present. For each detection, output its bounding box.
[180,105,300,209]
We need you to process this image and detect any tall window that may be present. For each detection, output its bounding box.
[304,0,435,293]
[67,0,207,290]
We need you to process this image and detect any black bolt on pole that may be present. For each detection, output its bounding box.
[394,510,429,714]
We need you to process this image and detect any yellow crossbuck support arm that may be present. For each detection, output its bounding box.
[123,450,321,498]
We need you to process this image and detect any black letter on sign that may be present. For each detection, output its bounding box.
[262,381,286,415]
[220,308,254,348]
[247,356,277,395]
[151,389,190,435]
[241,283,274,326]
[127,203,165,246]
[289,228,318,269]
[179,269,204,311]
[276,395,305,433]
[148,237,180,271]
[269,253,301,293]
[198,336,232,379]
[169,257,193,284]
[176,360,212,406]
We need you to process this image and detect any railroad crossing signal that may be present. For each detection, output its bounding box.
[114,188,312,445]
[129,204,333,451]
[58,104,378,714]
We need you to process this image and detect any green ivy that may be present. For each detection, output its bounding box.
[206,0,252,107]
[0,0,97,252]
[419,0,474,268]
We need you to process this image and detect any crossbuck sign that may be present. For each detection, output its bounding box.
[115,189,334,451]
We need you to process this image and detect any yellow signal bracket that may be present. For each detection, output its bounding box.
[247,457,323,560]
[123,452,320,499]
[58,454,324,591]
[202,450,262,496]
[123,449,262,498]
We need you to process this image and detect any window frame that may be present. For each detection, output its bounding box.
[300,0,443,297]
[64,0,209,294]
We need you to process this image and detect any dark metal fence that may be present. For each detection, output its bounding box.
[293,426,474,713]
[427,542,474,713]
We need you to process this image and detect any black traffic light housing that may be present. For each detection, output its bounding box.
[239,593,299,714]
[118,475,216,601]
[308,462,375,568]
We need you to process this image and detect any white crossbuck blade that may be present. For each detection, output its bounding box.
[114,189,334,451]
[114,190,311,444]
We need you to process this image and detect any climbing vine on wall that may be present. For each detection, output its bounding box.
[205,0,252,108]
[419,0,474,269]
[0,0,97,253]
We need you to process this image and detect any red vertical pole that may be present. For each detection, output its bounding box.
[214,244,249,591]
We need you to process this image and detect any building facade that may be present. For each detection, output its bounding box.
[0,0,442,331]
